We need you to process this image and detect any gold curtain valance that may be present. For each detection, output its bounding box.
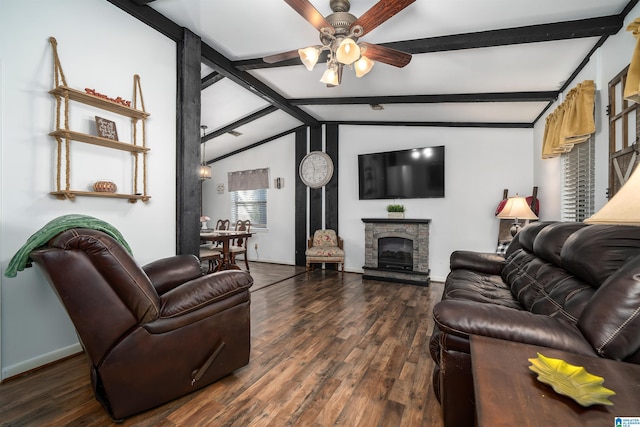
[624,18,640,102]
[541,80,595,159]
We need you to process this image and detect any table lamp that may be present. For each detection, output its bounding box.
[497,195,539,236]
[585,163,640,224]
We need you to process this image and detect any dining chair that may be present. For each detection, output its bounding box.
[230,219,251,271]
[199,245,222,273]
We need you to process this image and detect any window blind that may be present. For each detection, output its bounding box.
[231,189,267,229]
[561,137,595,222]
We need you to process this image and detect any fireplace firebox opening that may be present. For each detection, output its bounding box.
[378,237,413,271]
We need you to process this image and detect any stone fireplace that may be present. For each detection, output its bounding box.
[362,218,430,286]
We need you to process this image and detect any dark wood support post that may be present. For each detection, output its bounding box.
[176,28,202,257]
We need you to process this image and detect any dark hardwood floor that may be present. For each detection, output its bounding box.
[0,263,444,426]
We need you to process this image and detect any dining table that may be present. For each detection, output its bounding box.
[200,229,253,271]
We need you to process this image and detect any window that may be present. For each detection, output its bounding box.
[231,189,267,229]
[561,137,595,222]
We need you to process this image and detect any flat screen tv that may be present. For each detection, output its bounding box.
[358,146,445,200]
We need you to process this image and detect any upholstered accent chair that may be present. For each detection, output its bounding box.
[30,228,253,421]
[306,229,345,272]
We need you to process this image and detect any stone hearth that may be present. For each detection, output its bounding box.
[362,218,431,286]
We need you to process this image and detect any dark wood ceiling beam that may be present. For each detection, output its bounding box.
[108,0,318,127]
[290,91,558,105]
[233,15,622,71]
[390,15,622,54]
[200,43,318,126]
[203,105,278,141]
[106,0,183,41]
[327,121,533,129]
[212,125,307,162]
[201,71,225,90]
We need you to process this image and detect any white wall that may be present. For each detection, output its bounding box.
[203,133,297,265]
[206,124,534,281]
[0,0,177,378]
[339,125,534,281]
[533,3,640,218]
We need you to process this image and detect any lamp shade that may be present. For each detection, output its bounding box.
[585,164,640,224]
[497,196,538,220]
[320,67,339,86]
[199,165,212,180]
[336,38,360,65]
[354,55,374,77]
[298,46,320,71]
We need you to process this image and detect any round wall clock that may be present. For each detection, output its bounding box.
[299,151,334,188]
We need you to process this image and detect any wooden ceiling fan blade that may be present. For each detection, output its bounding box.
[360,42,412,68]
[263,49,301,64]
[284,0,334,33]
[352,0,416,36]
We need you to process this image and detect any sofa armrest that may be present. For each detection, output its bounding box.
[159,270,253,318]
[433,300,596,356]
[449,250,505,275]
[143,255,203,295]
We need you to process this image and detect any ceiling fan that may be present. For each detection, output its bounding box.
[264,0,415,86]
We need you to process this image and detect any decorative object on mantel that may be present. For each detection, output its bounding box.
[387,204,405,218]
[93,180,117,193]
[624,18,640,102]
[95,116,118,141]
[541,80,595,159]
[47,37,150,203]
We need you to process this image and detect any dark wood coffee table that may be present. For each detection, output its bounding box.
[470,335,640,426]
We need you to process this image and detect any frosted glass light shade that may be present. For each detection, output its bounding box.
[320,67,339,85]
[497,196,538,220]
[336,38,360,65]
[585,164,640,224]
[199,165,212,180]
[298,47,320,71]
[355,56,374,77]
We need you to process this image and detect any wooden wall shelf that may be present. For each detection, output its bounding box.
[49,130,150,153]
[48,38,150,203]
[51,190,151,203]
[49,86,149,120]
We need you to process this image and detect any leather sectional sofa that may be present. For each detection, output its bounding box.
[429,221,640,426]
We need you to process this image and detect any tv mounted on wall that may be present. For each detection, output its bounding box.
[358,146,445,200]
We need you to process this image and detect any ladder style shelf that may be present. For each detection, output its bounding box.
[48,37,150,203]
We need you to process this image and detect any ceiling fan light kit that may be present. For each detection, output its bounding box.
[266,0,415,87]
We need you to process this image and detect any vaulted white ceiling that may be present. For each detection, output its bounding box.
[132,0,634,160]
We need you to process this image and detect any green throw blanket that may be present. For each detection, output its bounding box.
[4,214,132,278]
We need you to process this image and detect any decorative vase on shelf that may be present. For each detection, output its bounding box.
[201,221,208,230]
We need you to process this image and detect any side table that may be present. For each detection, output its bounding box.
[470,335,640,426]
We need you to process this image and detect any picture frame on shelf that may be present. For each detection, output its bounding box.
[95,116,118,141]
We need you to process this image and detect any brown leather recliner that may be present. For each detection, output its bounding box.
[30,228,253,421]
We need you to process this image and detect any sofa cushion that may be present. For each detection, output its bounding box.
[442,269,521,309]
[578,252,640,361]
[532,222,590,267]
[503,223,595,323]
[562,224,640,288]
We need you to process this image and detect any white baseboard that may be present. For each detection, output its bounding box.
[2,342,83,380]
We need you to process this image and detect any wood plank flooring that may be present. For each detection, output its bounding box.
[0,264,444,426]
